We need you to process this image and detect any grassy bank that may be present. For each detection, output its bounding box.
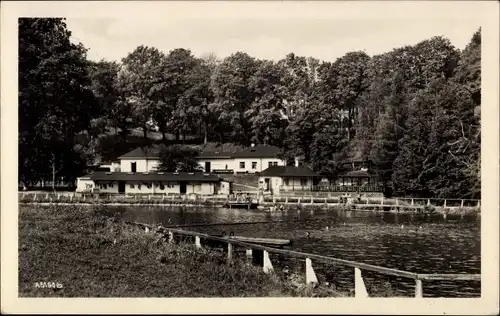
[19,204,356,297]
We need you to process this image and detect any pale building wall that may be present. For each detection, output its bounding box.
[95,183,120,194]
[120,158,160,173]
[217,181,231,195]
[281,178,313,191]
[76,178,94,192]
[234,158,285,173]
[197,159,236,172]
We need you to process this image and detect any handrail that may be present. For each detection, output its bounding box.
[128,221,479,283]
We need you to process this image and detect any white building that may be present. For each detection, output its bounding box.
[258,165,320,195]
[115,144,286,174]
[76,171,231,195]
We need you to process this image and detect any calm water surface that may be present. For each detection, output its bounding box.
[105,205,480,297]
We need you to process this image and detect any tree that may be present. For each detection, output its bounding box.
[156,145,203,172]
[319,51,371,140]
[211,52,259,145]
[88,60,133,138]
[369,71,408,185]
[119,46,165,139]
[247,60,288,147]
[19,18,99,187]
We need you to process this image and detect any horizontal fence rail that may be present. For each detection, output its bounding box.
[127,221,481,298]
[18,192,481,211]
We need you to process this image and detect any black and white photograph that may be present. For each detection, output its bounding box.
[1,1,499,314]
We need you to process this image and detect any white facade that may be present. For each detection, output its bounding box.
[258,176,314,195]
[76,177,94,193]
[120,158,160,173]
[76,178,229,196]
[197,157,284,174]
[197,158,235,173]
[100,162,121,172]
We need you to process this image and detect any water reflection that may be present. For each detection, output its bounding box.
[106,205,480,297]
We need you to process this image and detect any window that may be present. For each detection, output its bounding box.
[147,183,152,189]
[252,162,257,169]
[300,179,307,186]
[225,164,228,169]
[131,162,137,172]
[130,184,135,189]
[273,161,278,166]
[103,184,107,189]
[268,162,272,168]
[138,184,142,190]
[160,183,165,190]
[240,162,245,169]
[284,178,289,186]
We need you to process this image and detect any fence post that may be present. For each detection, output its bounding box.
[285,196,288,204]
[194,236,201,248]
[443,199,447,208]
[34,194,37,201]
[227,243,233,263]
[411,199,414,206]
[305,258,318,285]
[246,249,253,264]
[273,196,276,204]
[263,250,274,274]
[477,200,481,208]
[354,267,369,298]
[461,199,464,208]
[168,231,174,243]
[427,199,431,206]
[415,279,423,298]
[298,197,301,204]
[381,196,384,205]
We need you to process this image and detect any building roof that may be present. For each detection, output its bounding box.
[85,171,221,182]
[118,147,161,159]
[197,151,234,159]
[341,170,375,178]
[259,166,319,178]
[231,145,281,158]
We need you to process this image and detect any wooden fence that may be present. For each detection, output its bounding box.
[129,221,480,298]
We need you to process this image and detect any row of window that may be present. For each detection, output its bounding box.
[284,179,308,186]
[239,161,279,169]
[98,183,176,190]
[129,183,176,190]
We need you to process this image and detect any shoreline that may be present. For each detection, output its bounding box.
[18,201,480,216]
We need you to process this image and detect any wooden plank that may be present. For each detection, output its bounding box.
[417,274,481,281]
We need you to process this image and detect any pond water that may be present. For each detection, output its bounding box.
[105,205,480,297]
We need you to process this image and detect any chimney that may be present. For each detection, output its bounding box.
[294,157,299,167]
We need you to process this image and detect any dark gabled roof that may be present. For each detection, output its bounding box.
[342,170,374,178]
[231,145,281,158]
[118,146,161,159]
[259,166,319,178]
[197,151,234,159]
[85,171,221,182]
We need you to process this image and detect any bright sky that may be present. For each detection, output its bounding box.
[62,1,482,63]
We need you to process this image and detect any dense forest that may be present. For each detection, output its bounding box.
[19,18,481,198]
